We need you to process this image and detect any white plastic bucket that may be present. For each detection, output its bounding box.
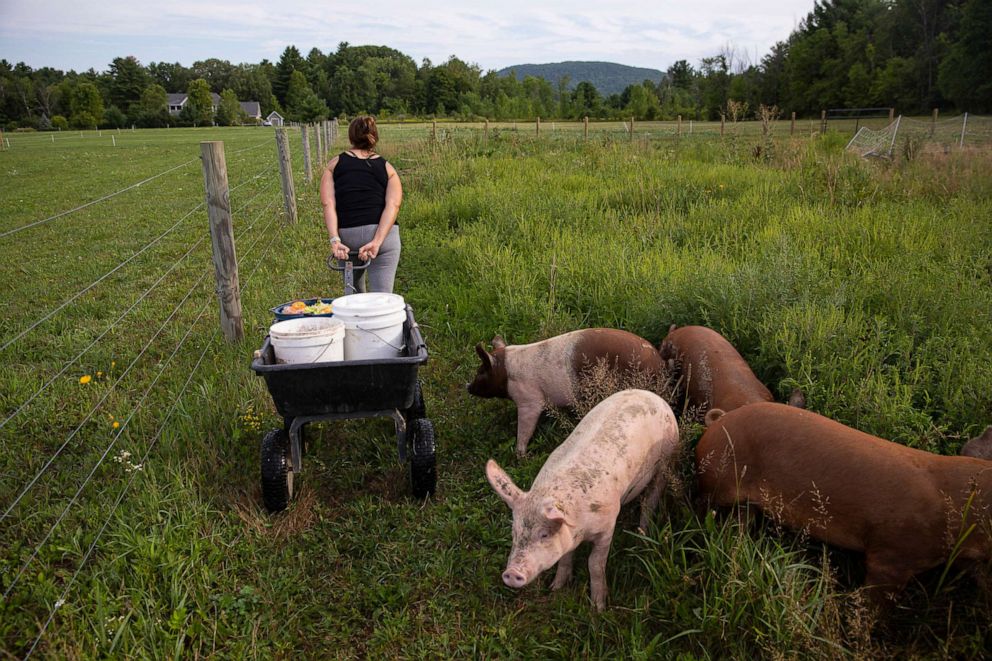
[331,293,406,360]
[269,317,345,364]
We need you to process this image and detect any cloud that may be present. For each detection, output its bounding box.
[0,0,814,72]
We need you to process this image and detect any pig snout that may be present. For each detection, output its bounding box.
[502,566,529,588]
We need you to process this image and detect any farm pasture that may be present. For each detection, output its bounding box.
[1,124,991,657]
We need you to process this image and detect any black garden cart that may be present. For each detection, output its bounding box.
[250,258,436,512]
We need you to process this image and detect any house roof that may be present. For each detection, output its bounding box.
[267,111,284,120]
[166,92,260,115]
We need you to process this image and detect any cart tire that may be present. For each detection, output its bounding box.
[407,380,427,420]
[409,418,436,499]
[261,429,294,512]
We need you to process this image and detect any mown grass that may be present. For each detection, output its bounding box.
[1,125,991,658]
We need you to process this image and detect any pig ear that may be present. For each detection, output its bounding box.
[485,459,522,508]
[704,408,726,427]
[475,342,494,371]
[542,499,573,526]
[491,335,507,350]
[787,387,806,409]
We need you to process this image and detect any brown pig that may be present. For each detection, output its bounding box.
[469,328,664,455]
[696,402,992,602]
[486,389,680,611]
[961,426,992,461]
[659,325,803,423]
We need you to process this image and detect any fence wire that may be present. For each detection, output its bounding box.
[21,207,282,657]
[0,158,199,239]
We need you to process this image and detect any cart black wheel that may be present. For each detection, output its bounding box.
[409,418,436,499]
[407,380,427,420]
[261,429,294,512]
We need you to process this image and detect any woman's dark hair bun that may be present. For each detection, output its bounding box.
[349,116,379,151]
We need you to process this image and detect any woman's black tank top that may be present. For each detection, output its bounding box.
[333,152,389,228]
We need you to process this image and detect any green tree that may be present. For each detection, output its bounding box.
[698,55,730,119]
[70,81,103,128]
[107,55,148,116]
[667,60,695,90]
[285,70,328,121]
[938,0,992,112]
[185,78,214,126]
[572,81,601,118]
[136,83,169,127]
[274,46,305,106]
[103,104,127,128]
[215,88,242,126]
[425,67,457,115]
[148,61,192,93]
[191,58,236,92]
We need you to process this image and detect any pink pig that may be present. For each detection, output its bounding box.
[469,329,664,455]
[485,389,679,611]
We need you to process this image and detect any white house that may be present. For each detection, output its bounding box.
[166,93,262,122]
[266,111,284,127]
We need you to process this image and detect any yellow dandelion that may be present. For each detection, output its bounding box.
[112,421,120,429]
[79,375,92,384]
[111,361,116,368]
[97,371,104,378]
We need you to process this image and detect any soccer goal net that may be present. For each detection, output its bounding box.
[845,116,901,158]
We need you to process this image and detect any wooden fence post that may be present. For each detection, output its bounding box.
[199,141,244,342]
[432,120,437,142]
[820,110,827,133]
[316,121,324,165]
[583,116,589,140]
[889,107,895,121]
[1,128,6,150]
[630,116,634,140]
[536,116,540,136]
[484,118,489,142]
[677,115,682,137]
[275,128,298,224]
[720,114,725,136]
[790,111,796,135]
[301,124,313,183]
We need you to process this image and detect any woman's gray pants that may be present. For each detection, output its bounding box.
[337,225,401,294]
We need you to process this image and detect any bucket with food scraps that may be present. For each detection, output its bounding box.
[270,298,334,321]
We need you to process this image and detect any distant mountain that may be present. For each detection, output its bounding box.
[496,61,664,96]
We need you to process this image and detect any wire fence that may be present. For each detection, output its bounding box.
[846,113,992,158]
[0,131,293,656]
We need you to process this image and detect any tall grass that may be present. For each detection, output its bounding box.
[1,125,991,657]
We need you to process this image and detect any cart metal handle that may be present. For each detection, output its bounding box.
[326,250,371,272]
[327,250,371,296]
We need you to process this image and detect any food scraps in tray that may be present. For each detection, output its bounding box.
[283,300,333,315]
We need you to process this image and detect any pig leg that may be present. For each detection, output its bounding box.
[638,466,668,533]
[588,527,616,612]
[514,401,543,456]
[550,551,575,590]
[863,551,915,605]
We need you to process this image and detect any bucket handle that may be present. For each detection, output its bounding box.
[352,324,406,353]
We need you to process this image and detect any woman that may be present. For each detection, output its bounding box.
[320,116,403,293]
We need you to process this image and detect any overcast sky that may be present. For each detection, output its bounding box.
[1,1,817,74]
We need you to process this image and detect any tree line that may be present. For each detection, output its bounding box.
[1,0,988,131]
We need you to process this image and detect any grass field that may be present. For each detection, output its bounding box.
[1,124,992,658]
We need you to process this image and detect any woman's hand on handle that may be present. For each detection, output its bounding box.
[332,241,350,260]
[358,240,381,262]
